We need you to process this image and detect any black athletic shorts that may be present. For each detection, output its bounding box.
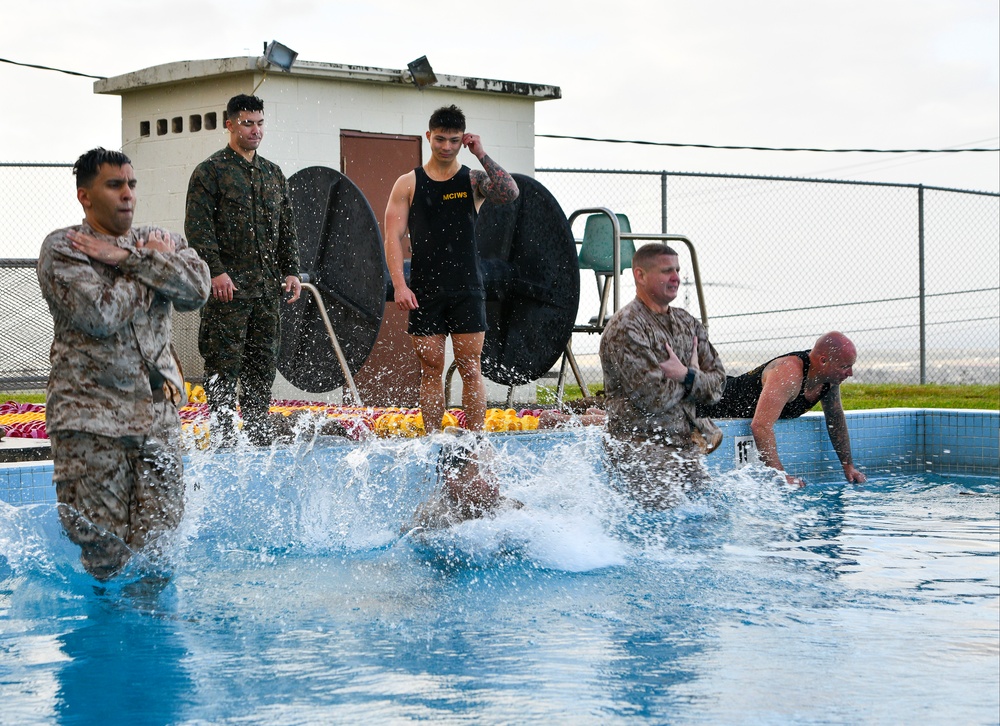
[409,292,487,336]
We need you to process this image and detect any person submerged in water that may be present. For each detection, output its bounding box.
[408,430,523,530]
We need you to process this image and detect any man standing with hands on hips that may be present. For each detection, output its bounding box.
[384,105,519,433]
[185,94,301,446]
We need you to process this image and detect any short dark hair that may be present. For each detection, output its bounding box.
[227,94,265,120]
[632,243,679,269]
[428,105,466,132]
[73,147,131,188]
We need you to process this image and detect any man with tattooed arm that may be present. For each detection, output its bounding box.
[384,104,520,434]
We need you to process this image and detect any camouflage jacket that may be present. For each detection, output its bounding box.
[37,221,210,437]
[184,146,299,297]
[599,298,725,442]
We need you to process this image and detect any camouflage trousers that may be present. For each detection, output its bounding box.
[49,400,184,580]
[604,433,710,509]
[199,294,280,444]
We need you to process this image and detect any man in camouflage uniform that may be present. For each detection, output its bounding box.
[37,147,210,580]
[599,243,726,507]
[185,94,300,445]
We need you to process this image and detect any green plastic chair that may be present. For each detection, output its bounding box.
[577,213,634,274]
[577,213,633,327]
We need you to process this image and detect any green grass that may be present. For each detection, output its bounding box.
[537,382,999,410]
[4,383,999,410]
[536,384,603,405]
[838,383,999,411]
[1,391,45,404]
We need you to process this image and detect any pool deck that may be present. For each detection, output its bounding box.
[1,408,997,506]
[0,436,50,463]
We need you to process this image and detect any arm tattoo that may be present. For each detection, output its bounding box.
[472,156,519,204]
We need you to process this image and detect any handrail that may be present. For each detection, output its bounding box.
[567,207,622,317]
[299,282,363,405]
[565,211,709,327]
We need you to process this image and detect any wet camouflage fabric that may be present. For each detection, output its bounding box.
[599,299,725,506]
[603,435,711,509]
[37,221,211,437]
[185,145,299,297]
[600,299,725,444]
[50,399,184,580]
[198,294,281,442]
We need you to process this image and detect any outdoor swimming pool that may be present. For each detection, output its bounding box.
[1,410,997,724]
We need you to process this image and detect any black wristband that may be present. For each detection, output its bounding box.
[683,367,696,390]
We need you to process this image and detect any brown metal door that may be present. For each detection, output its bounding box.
[340,131,422,407]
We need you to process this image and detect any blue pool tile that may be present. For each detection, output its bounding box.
[1,410,997,505]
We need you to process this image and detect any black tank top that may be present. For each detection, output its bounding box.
[703,351,831,419]
[407,165,482,295]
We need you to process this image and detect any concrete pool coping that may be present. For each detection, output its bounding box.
[1,408,997,506]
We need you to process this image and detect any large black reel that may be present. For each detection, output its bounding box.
[476,174,579,385]
[278,166,386,393]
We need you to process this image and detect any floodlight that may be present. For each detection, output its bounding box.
[263,41,298,72]
[406,56,437,89]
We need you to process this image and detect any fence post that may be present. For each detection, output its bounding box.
[918,185,926,385]
[660,172,668,233]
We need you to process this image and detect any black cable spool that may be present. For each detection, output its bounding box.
[475,173,580,386]
[278,166,386,393]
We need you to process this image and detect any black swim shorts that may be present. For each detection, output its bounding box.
[409,292,487,336]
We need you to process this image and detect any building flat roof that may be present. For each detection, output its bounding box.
[95,56,561,101]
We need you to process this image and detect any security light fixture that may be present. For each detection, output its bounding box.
[263,41,298,72]
[406,56,437,89]
[251,40,298,94]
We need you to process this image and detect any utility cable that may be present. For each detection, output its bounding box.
[536,133,999,153]
[5,55,996,154]
[0,56,105,80]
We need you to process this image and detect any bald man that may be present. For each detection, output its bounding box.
[700,332,866,486]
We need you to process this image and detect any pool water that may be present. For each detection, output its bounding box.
[1,428,998,724]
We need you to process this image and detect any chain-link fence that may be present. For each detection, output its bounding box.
[0,163,80,259]
[1,164,75,391]
[537,169,999,391]
[2,163,997,393]
[0,259,51,389]
[0,163,204,392]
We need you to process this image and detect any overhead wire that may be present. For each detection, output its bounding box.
[536,133,999,153]
[0,56,105,80]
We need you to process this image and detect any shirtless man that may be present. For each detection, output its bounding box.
[384,105,519,433]
[700,332,866,486]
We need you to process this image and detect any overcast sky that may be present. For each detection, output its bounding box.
[2,0,998,192]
